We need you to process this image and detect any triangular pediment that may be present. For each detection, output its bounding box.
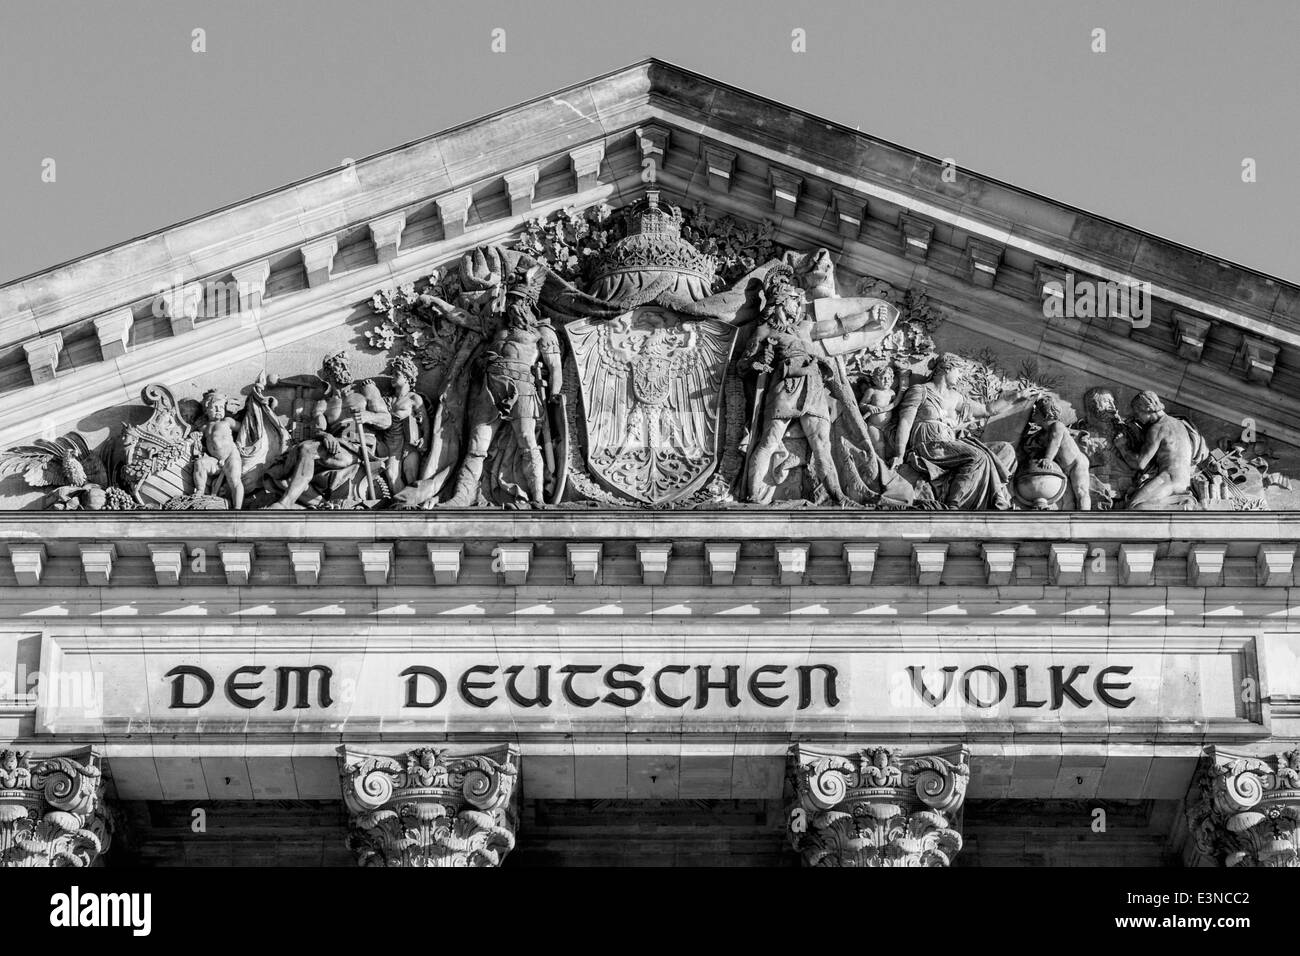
[1,59,1296,513]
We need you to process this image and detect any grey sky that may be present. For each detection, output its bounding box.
[0,0,1295,284]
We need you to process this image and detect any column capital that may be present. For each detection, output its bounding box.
[338,744,520,867]
[787,744,969,867]
[0,747,113,867]
[1187,746,1300,867]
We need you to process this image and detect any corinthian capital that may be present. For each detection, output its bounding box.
[787,744,969,867]
[1187,746,1300,867]
[0,748,112,867]
[338,744,520,867]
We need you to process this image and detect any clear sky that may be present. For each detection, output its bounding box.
[0,0,1296,285]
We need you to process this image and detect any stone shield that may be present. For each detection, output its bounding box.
[565,307,736,504]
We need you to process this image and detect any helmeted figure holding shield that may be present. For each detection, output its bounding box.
[740,263,901,505]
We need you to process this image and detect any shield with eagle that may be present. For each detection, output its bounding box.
[565,307,736,504]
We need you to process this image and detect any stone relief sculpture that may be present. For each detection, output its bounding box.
[1120,390,1207,511]
[568,307,734,504]
[379,352,431,495]
[858,365,900,460]
[1074,386,1134,510]
[0,433,115,511]
[741,264,900,506]
[387,264,568,508]
[0,194,1293,512]
[191,389,248,509]
[890,353,1030,511]
[1017,396,1092,511]
[430,267,562,507]
[264,352,392,508]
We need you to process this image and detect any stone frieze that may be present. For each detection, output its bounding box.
[2,194,1293,513]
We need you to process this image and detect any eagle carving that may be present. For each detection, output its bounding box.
[565,307,736,504]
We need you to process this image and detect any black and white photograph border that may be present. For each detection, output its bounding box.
[0,0,1295,913]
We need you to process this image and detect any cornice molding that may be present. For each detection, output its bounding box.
[1,511,1297,541]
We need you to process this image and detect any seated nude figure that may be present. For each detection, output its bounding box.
[268,351,392,508]
[1024,396,1091,511]
[1121,390,1202,510]
[192,389,244,509]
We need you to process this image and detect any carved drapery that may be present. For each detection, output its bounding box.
[338,744,520,867]
[0,748,112,867]
[787,744,969,867]
[1187,746,1300,867]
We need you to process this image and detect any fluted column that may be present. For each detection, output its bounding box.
[1187,746,1300,867]
[787,744,969,867]
[338,744,520,867]
[0,748,112,867]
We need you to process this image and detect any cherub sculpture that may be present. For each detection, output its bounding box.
[380,352,431,494]
[192,389,246,509]
[0,749,31,789]
[858,365,900,458]
[405,748,450,788]
[1023,396,1092,511]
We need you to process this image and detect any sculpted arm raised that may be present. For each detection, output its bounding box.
[964,387,1030,422]
[416,293,486,335]
[808,298,893,340]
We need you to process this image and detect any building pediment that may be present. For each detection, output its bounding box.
[0,59,1297,515]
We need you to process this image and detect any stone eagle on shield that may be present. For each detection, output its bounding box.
[566,307,736,504]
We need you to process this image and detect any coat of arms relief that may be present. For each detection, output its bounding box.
[566,308,735,504]
[1,192,1294,513]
